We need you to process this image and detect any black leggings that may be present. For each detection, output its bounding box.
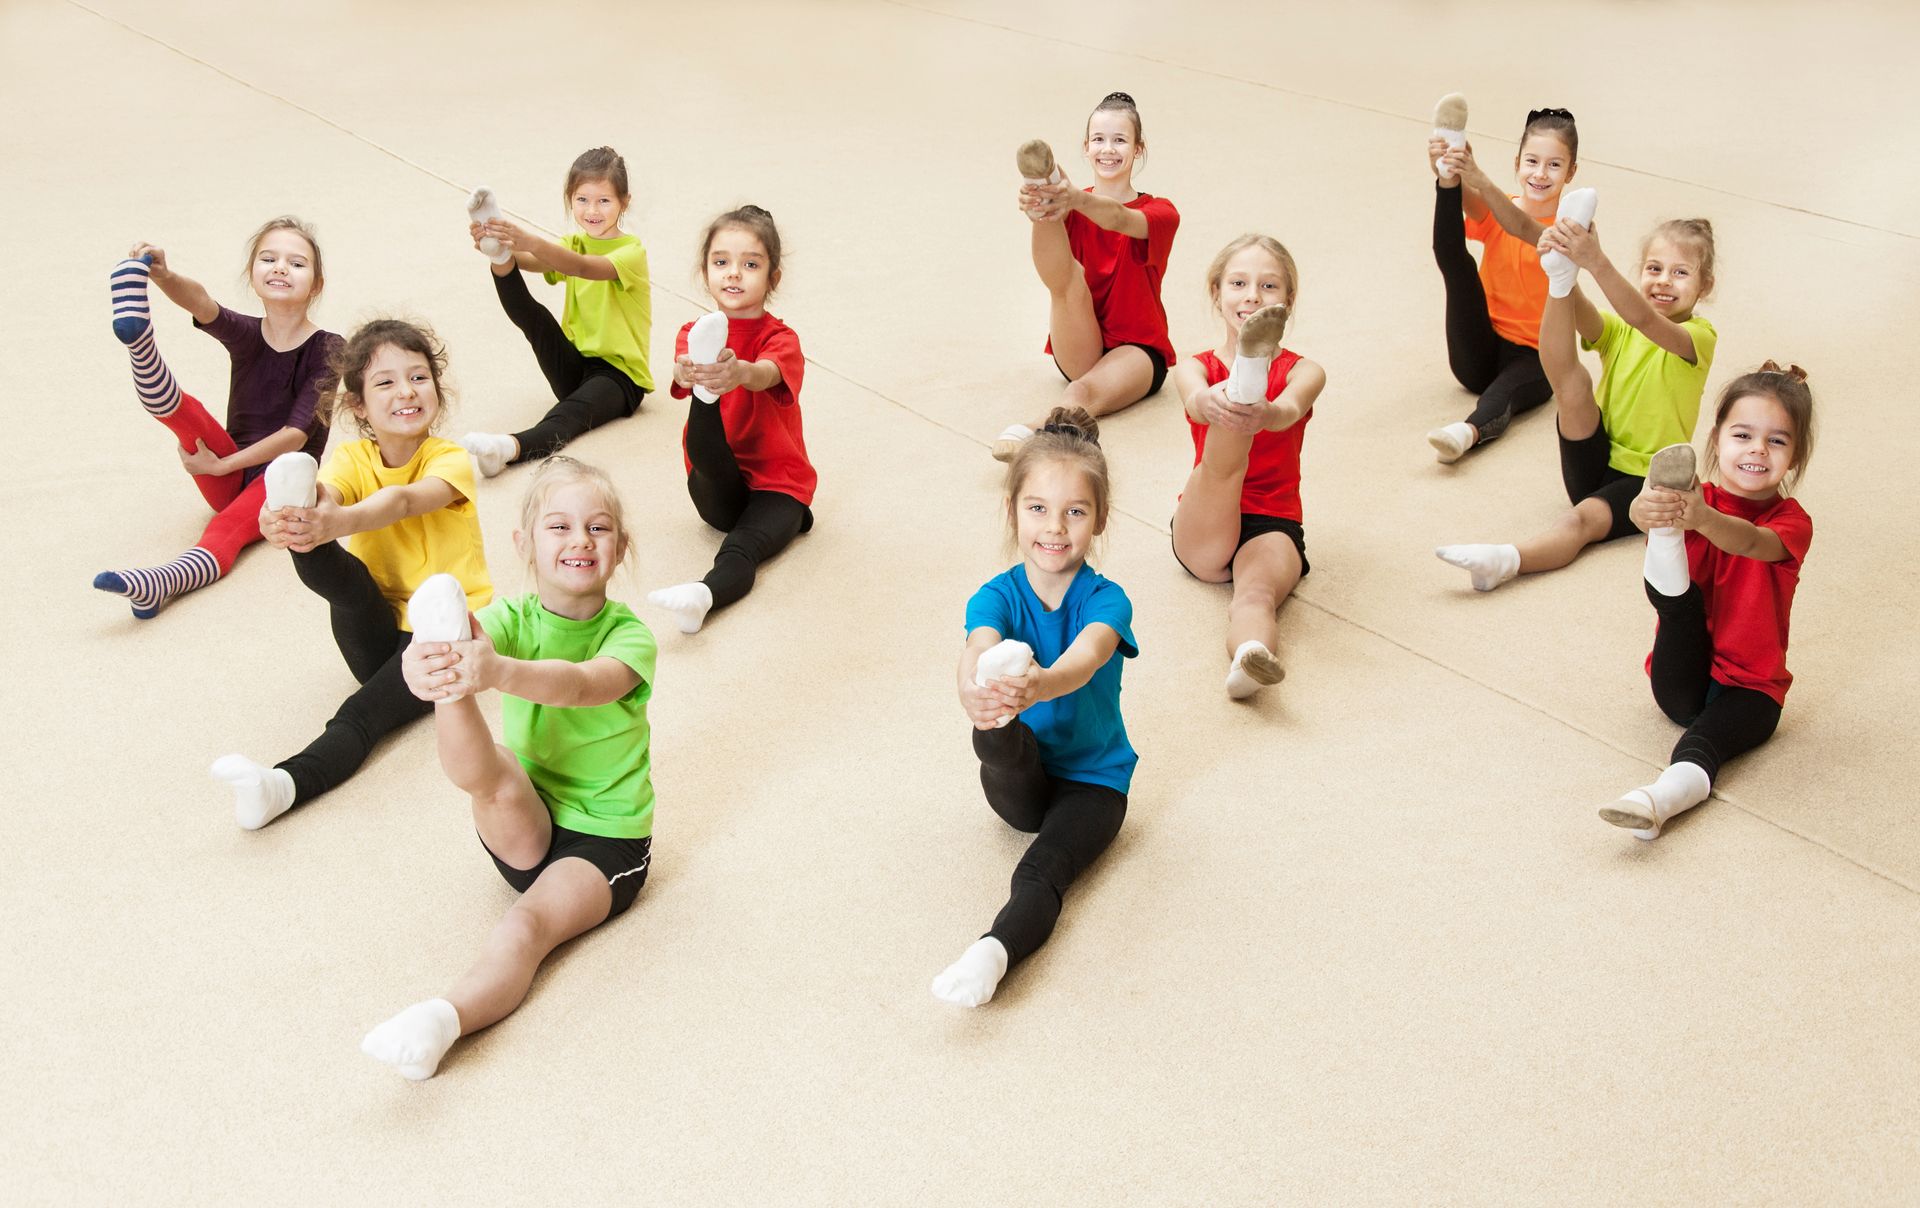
[1645,580,1782,781]
[685,397,810,610]
[972,721,1128,966]
[492,268,645,463]
[276,542,433,804]
[1433,183,1552,441]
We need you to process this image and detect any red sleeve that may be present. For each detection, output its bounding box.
[1763,500,1813,567]
[758,324,804,408]
[1140,196,1179,270]
[668,321,693,400]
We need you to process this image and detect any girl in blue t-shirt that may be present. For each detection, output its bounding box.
[934,406,1139,1008]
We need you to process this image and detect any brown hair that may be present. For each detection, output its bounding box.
[318,318,452,437]
[695,204,784,291]
[1705,361,1815,496]
[1205,234,1299,333]
[564,146,630,207]
[241,216,324,300]
[1086,90,1145,168]
[516,455,632,584]
[1004,406,1112,550]
[1518,107,1579,164]
[1642,218,1717,297]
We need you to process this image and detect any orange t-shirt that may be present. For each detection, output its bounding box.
[1463,199,1549,348]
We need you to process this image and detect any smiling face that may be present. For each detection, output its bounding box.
[705,225,773,317]
[1639,236,1706,320]
[1214,245,1294,336]
[1014,457,1102,581]
[520,479,625,609]
[1513,132,1575,209]
[351,342,439,450]
[1711,392,1798,500]
[249,228,319,308]
[1082,108,1141,185]
[570,176,627,239]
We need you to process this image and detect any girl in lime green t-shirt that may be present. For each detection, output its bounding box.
[364,457,657,1080]
[457,146,654,478]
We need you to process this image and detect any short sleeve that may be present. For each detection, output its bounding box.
[420,441,477,505]
[1583,309,1626,356]
[476,597,521,655]
[759,324,805,408]
[1683,315,1717,369]
[669,321,693,400]
[964,578,1013,638]
[597,610,658,691]
[1462,208,1496,243]
[285,331,342,438]
[194,305,257,354]
[318,442,366,506]
[1081,579,1139,658]
[1140,196,1179,268]
[1764,500,1813,567]
[606,241,650,293]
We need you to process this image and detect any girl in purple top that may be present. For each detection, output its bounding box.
[95,217,342,618]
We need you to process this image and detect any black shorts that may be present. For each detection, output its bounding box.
[1559,423,1644,543]
[1172,514,1310,580]
[485,825,652,920]
[1053,342,1170,398]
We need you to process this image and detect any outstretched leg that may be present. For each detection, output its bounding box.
[1170,429,1255,583]
[1222,532,1303,699]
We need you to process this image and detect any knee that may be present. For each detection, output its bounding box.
[1229,580,1282,615]
[1061,378,1095,408]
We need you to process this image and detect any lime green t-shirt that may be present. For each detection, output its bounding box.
[317,436,492,627]
[1583,311,1717,476]
[477,594,657,839]
[543,232,653,391]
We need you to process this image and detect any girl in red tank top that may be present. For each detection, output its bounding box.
[992,91,1180,462]
[1169,235,1327,701]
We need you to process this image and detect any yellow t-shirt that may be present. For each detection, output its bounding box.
[1583,312,1718,477]
[318,437,492,627]
[543,232,653,391]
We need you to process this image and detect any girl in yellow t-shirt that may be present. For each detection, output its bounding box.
[457,146,654,477]
[364,457,655,1080]
[209,319,492,829]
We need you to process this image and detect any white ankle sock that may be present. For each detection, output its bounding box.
[1225,640,1284,699]
[974,639,1035,728]
[1603,761,1711,839]
[685,310,730,404]
[1541,187,1598,298]
[361,998,462,1080]
[1432,93,1468,185]
[1644,528,1690,596]
[212,754,295,830]
[648,582,714,634]
[264,451,318,509]
[1427,421,1476,464]
[407,573,471,642]
[931,936,1010,1007]
[466,187,513,265]
[458,431,516,479]
[991,424,1034,463]
[1435,543,1520,592]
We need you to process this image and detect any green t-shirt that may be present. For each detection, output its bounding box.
[1583,311,1717,476]
[543,231,653,391]
[477,594,657,839]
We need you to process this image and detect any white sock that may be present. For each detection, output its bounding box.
[1227,354,1270,406]
[930,936,1010,1008]
[212,754,295,830]
[1435,543,1520,592]
[361,998,462,1081]
[1432,93,1468,185]
[1603,761,1711,839]
[1541,187,1598,298]
[466,187,513,265]
[264,451,318,510]
[974,639,1035,728]
[1644,528,1690,597]
[457,431,516,479]
[648,581,714,634]
[1427,421,1476,464]
[407,573,471,642]
[990,424,1034,463]
[686,310,730,404]
[1225,640,1285,699]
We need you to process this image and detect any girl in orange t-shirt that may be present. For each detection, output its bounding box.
[1425,101,1580,463]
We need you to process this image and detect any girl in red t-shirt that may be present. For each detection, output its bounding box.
[993,91,1180,462]
[649,206,815,635]
[1169,235,1327,699]
[1601,364,1817,839]
[1425,102,1580,464]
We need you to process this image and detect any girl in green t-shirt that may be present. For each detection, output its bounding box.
[457,146,654,477]
[364,457,658,1080]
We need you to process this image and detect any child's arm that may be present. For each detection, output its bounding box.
[1552,222,1699,362]
[1172,359,1213,424]
[451,638,640,708]
[1449,145,1541,241]
[985,623,1123,714]
[1255,357,1326,432]
[130,242,220,325]
[273,477,461,553]
[180,426,310,477]
[683,349,780,396]
[1029,179,1148,239]
[958,627,1016,730]
[1633,485,1790,561]
[479,219,618,281]
[1430,138,1489,222]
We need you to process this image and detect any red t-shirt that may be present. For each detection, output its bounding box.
[1043,192,1179,365]
[1186,349,1310,522]
[672,313,816,506]
[1646,483,1812,705]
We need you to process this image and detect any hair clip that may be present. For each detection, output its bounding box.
[1758,359,1809,382]
[1040,420,1087,439]
[1103,91,1136,105]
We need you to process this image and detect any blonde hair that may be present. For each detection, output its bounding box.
[517,456,632,584]
[241,215,324,302]
[1641,218,1717,298]
[1204,234,1299,332]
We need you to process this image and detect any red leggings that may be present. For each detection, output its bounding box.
[159,392,267,573]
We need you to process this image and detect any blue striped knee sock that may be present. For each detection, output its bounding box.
[93,547,222,618]
[111,257,180,418]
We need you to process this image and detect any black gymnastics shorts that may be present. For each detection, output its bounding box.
[485,825,652,920]
[1559,423,1646,543]
[1053,342,1170,398]
[1172,514,1310,580]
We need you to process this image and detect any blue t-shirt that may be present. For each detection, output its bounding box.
[964,563,1139,793]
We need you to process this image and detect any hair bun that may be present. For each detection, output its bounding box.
[1102,90,1136,105]
[1757,359,1809,383]
[1038,405,1101,445]
[739,203,773,219]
